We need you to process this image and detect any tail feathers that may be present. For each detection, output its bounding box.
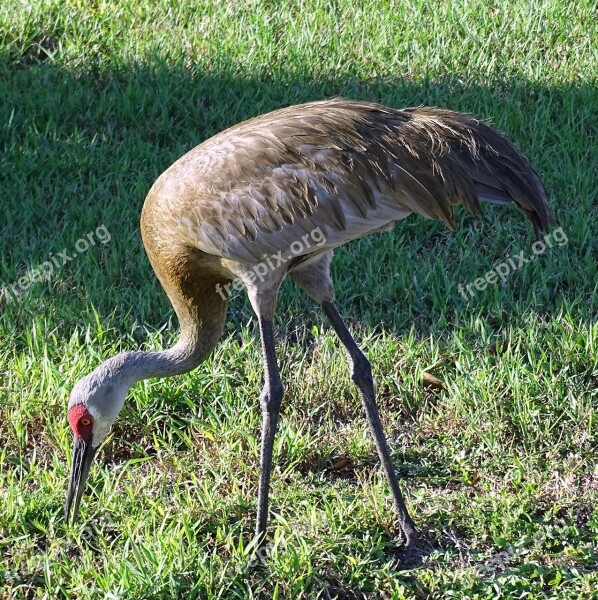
[475,183,512,205]
[399,107,556,236]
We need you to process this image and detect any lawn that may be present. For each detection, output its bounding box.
[1,0,597,598]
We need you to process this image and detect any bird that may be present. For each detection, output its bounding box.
[65,98,554,551]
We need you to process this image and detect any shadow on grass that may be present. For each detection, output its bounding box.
[1,53,595,337]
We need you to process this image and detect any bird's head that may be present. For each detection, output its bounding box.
[64,365,129,523]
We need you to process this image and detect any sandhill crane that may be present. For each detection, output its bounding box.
[65,99,554,550]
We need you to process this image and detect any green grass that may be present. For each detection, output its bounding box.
[1,0,597,597]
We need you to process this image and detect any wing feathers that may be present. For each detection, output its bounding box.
[151,99,554,262]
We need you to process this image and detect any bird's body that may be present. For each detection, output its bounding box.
[65,99,554,552]
[143,99,549,281]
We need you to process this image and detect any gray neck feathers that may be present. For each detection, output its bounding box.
[102,335,208,388]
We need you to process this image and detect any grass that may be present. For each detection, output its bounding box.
[1,0,597,597]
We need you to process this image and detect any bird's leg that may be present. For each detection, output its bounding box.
[254,316,283,555]
[321,301,416,547]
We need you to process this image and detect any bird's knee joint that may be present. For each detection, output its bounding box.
[260,380,283,413]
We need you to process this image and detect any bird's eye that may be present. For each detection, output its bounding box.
[80,418,92,426]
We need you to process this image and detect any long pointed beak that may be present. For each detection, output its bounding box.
[64,437,97,522]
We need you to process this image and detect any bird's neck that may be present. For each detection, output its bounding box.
[107,281,229,386]
[116,332,216,384]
